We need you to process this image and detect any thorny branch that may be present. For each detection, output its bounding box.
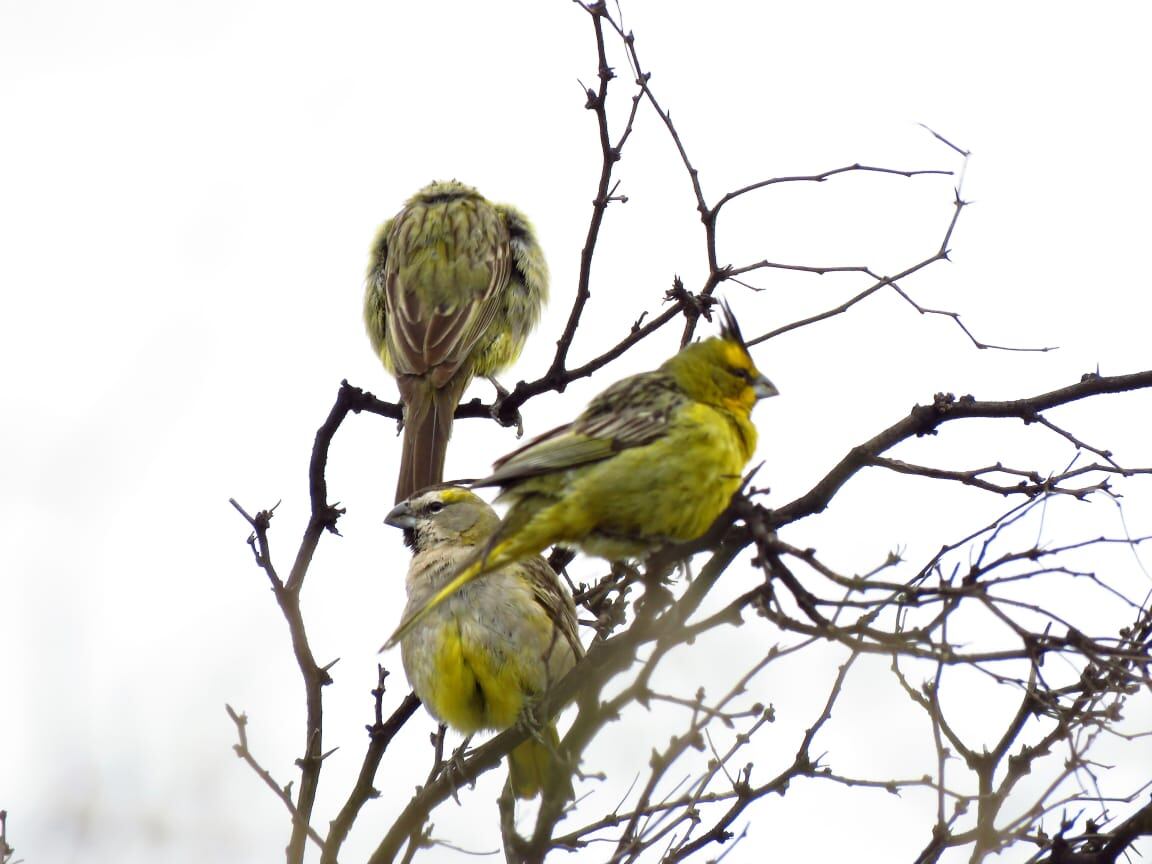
[225,705,326,850]
[322,674,422,864]
[773,373,1152,527]
[229,382,410,864]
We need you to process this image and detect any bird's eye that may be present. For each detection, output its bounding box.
[427,501,445,514]
[731,366,752,381]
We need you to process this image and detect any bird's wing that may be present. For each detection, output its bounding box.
[497,203,549,310]
[477,371,685,486]
[520,555,585,661]
[384,204,513,386]
[364,218,394,363]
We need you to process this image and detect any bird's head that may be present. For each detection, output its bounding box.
[411,179,481,206]
[385,485,500,551]
[662,303,778,414]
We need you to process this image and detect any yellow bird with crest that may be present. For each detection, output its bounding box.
[384,304,777,648]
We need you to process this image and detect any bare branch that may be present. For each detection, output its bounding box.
[225,705,325,850]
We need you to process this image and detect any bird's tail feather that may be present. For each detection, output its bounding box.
[507,723,573,800]
[394,374,469,504]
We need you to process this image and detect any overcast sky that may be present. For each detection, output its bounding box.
[3,2,1151,862]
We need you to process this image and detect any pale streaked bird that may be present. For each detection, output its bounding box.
[384,485,583,799]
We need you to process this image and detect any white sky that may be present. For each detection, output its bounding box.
[3,2,1151,862]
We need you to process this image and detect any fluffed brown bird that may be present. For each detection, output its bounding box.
[365,180,548,503]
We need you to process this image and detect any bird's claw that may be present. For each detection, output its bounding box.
[515,699,549,747]
[486,375,511,402]
[440,735,474,804]
[497,407,525,438]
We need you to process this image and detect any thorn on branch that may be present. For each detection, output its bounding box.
[319,658,339,685]
[664,278,713,319]
[318,503,345,537]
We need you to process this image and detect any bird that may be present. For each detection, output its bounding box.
[384,304,777,649]
[365,180,548,504]
[384,485,583,799]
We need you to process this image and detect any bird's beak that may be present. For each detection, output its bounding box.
[753,374,779,400]
[384,501,418,529]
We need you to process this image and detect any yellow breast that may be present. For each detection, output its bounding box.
[400,561,578,733]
